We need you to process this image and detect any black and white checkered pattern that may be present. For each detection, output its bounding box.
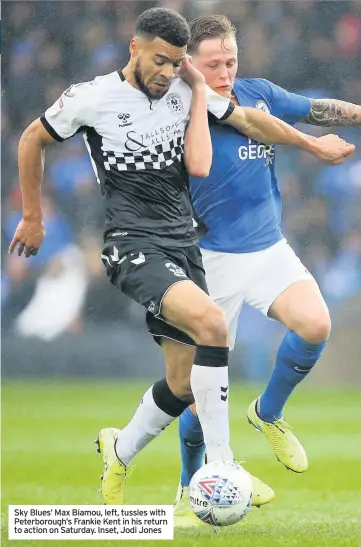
[103,136,184,171]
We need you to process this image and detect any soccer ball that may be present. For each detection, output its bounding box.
[189,461,253,526]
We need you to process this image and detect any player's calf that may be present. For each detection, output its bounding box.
[161,281,233,463]
[163,340,195,402]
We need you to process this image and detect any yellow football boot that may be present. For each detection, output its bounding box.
[95,427,128,504]
[247,398,308,473]
[174,484,202,528]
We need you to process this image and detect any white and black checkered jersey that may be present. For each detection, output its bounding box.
[40,70,234,248]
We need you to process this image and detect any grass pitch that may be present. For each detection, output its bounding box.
[2,381,361,547]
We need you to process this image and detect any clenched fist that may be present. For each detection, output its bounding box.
[313,134,355,165]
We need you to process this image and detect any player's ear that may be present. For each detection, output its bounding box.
[129,38,139,58]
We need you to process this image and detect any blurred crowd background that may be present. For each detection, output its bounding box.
[2,1,361,381]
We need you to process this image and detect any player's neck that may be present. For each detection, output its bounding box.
[231,93,239,106]
[121,63,139,90]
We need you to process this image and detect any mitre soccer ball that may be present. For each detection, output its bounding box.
[189,461,253,526]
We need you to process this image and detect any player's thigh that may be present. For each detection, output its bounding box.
[269,279,331,342]
[161,338,195,400]
[149,247,244,349]
[146,312,196,347]
[144,245,221,349]
[245,239,330,340]
[161,280,228,346]
[160,245,228,345]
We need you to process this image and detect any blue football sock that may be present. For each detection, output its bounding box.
[259,330,327,422]
[178,407,205,487]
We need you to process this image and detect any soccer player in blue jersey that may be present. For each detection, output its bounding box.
[173,14,361,524]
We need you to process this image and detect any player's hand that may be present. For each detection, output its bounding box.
[313,134,355,165]
[8,218,46,258]
[179,56,206,89]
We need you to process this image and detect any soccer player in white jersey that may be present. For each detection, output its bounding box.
[170,15,360,524]
[9,8,354,507]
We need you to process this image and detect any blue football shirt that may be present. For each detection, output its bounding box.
[190,79,311,253]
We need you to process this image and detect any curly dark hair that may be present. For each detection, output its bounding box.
[135,8,190,48]
[188,15,237,54]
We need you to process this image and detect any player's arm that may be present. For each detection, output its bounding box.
[8,119,56,257]
[9,82,95,258]
[300,99,361,126]
[224,106,355,165]
[180,58,212,177]
[205,85,354,165]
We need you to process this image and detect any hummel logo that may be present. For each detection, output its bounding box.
[118,113,132,127]
[221,386,229,402]
[101,246,126,267]
[130,252,145,265]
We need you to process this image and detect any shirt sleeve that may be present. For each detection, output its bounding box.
[265,80,311,124]
[40,81,97,141]
[206,86,235,120]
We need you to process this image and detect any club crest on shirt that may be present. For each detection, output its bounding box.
[167,93,184,114]
[255,100,270,114]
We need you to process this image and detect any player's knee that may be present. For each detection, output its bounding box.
[308,313,331,343]
[297,310,331,344]
[193,306,228,346]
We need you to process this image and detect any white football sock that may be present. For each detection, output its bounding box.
[191,364,233,462]
[115,385,175,465]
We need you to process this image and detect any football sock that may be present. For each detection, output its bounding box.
[191,345,233,462]
[115,379,188,465]
[259,330,327,422]
[178,407,205,487]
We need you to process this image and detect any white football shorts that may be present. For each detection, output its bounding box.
[201,238,314,349]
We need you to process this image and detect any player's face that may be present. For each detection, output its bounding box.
[131,37,186,99]
[191,36,238,98]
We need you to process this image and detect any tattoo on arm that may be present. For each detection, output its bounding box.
[300,99,361,127]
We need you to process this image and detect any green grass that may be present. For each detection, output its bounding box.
[2,381,361,547]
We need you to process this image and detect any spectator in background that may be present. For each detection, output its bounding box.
[14,242,88,341]
[3,190,88,340]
